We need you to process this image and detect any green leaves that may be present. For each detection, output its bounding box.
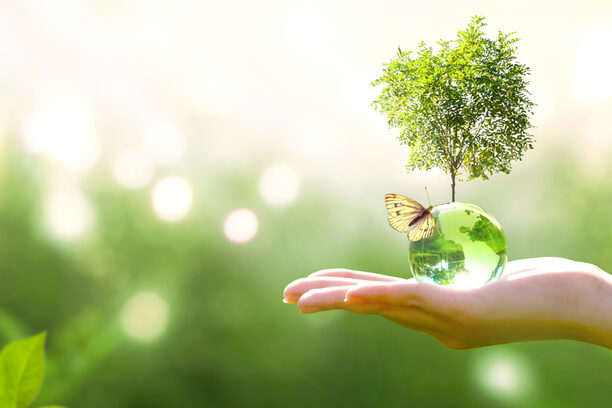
[0,332,46,408]
[0,333,61,408]
[372,15,535,200]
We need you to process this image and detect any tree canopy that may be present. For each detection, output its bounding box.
[372,15,535,201]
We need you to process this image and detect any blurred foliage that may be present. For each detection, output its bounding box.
[0,132,610,408]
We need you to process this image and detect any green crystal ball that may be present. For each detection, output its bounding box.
[408,202,507,287]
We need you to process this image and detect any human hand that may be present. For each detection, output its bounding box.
[283,258,612,350]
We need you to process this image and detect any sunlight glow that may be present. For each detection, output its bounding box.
[368,111,400,138]
[223,209,258,243]
[113,149,155,189]
[21,95,100,171]
[44,187,94,240]
[120,291,168,342]
[259,163,300,206]
[286,3,328,54]
[130,21,173,56]
[341,73,377,115]
[190,73,236,117]
[142,121,186,165]
[571,26,612,105]
[452,272,487,288]
[22,0,87,24]
[412,168,444,178]
[151,176,193,222]
[528,85,554,125]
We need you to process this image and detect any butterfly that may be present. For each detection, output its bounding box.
[385,193,435,242]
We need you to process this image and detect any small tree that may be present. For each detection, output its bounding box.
[372,15,535,201]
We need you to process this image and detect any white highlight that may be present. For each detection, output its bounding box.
[474,351,534,400]
[571,26,612,104]
[142,121,186,165]
[130,21,173,56]
[413,168,445,179]
[528,85,554,124]
[341,73,377,115]
[286,3,328,54]
[44,187,94,240]
[191,73,235,117]
[452,272,489,289]
[151,176,193,222]
[113,149,155,189]
[223,209,258,243]
[259,164,300,206]
[120,291,169,342]
[23,0,86,24]
[506,270,548,281]
[22,95,100,171]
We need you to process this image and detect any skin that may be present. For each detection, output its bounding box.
[283,257,612,350]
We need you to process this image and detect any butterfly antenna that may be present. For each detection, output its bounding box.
[424,186,432,207]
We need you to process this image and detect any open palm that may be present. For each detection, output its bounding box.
[283,257,612,350]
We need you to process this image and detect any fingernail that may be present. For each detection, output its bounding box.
[283,295,300,303]
[299,306,318,314]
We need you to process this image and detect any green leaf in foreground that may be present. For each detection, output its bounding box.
[0,332,47,408]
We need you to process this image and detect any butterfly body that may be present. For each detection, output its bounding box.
[408,205,433,227]
[384,194,435,242]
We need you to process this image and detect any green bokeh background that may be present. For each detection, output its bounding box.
[0,136,611,407]
[1,0,612,407]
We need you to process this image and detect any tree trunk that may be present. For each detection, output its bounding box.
[450,170,456,202]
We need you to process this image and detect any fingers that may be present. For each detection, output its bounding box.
[503,259,540,276]
[344,280,467,317]
[308,268,406,282]
[504,257,583,276]
[379,309,448,336]
[298,285,449,336]
[344,280,426,307]
[283,277,367,304]
[284,269,406,304]
[297,286,386,314]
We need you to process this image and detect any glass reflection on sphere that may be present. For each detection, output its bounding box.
[408,202,507,287]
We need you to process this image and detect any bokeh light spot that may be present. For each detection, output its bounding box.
[259,163,300,206]
[21,95,100,171]
[113,149,155,189]
[44,187,94,240]
[152,176,193,222]
[473,350,535,401]
[223,209,258,243]
[120,291,169,342]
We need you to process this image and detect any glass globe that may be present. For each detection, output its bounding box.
[408,202,507,287]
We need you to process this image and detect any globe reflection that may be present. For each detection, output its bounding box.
[408,202,507,287]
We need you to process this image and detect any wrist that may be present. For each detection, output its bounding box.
[577,272,612,349]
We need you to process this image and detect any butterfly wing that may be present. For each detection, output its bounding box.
[407,212,435,242]
[385,193,425,233]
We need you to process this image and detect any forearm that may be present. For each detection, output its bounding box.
[578,272,612,350]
